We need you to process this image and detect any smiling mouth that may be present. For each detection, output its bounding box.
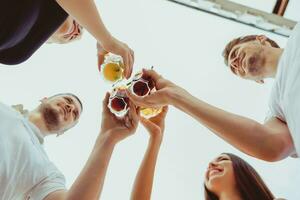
[206,168,223,180]
[63,21,81,40]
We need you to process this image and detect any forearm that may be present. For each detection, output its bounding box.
[65,132,115,200]
[169,89,280,161]
[131,137,162,200]
[56,0,111,44]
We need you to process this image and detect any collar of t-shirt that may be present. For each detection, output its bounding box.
[26,119,45,144]
[19,110,45,144]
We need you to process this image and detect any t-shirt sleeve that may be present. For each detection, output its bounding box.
[264,109,275,123]
[26,172,66,200]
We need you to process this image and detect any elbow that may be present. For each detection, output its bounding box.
[259,138,292,162]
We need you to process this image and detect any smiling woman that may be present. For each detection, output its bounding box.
[204,153,275,200]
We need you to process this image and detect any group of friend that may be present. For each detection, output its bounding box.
[0,0,299,199]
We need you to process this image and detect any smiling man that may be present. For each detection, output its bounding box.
[0,93,139,200]
[222,23,300,158]
[47,17,84,44]
[223,35,281,84]
[125,23,300,162]
[0,93,83,200]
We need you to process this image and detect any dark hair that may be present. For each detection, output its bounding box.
[205,153,275,200]
[49,93,83,113]
[222,35,280,73]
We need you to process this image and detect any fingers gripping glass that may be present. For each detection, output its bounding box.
[108,87,129,117]
[129,72,155,97]
[107,70,161,118]
[129,71,162,118]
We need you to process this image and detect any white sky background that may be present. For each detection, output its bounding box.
[0,0,300,199]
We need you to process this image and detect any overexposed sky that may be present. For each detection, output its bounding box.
[0,0,300,199]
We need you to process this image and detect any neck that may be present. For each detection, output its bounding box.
[28,110,49,137]
[218,189,241,200]
[218,188,242,200]
[264,47,283,78]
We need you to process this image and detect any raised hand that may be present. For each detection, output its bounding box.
[100,92,139,144]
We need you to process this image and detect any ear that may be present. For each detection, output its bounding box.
[255,80,264,84]
[256,35,269,46]
[56,131,63,137]
[40,97,48,103]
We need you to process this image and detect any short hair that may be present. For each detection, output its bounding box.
[49,93,83,113]
[204,153,275,200]
[222,35,280,67]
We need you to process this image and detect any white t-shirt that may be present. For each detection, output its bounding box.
[268,22,300,157]
[0,103,66,200]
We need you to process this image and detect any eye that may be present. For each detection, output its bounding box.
[73,109,79,120]
[65,97,72,104]
[217,157,229,162]
[231,47,239,60]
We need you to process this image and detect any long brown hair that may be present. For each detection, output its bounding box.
[204,153,275,200]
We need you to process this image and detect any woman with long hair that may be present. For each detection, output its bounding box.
[130,106,283,200]
[204,153,275,200]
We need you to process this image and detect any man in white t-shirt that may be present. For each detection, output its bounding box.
[222,23,300,158]
[0,92,139,200]
[125,23,300,162]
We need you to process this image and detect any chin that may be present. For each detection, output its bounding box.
[207,179,223,193]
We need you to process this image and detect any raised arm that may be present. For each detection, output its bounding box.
[131,107,168,200]
[56,0,134,78]
[126,69,295,162]
[45,93,140,200]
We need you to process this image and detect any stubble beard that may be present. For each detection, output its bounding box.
[40,104,61,132]
[248,49,266,78]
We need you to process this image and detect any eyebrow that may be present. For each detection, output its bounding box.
[216,156,228,161]
[230,47,239,60]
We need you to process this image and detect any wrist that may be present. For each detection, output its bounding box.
[149,134,163,145]
[167,86,188,106]
[100,33,113,49]
[97,130,117,148]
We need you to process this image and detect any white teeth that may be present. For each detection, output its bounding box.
[209,168,223,177]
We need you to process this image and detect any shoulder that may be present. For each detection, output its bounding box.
[0,102,23,119]
[26,170,66,200]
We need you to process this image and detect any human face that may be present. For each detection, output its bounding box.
[228,38,269,82]
[48,17,83,44]
[204,154,236,195]
[39,94,82,133]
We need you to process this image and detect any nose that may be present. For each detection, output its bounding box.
[208,161,218,169]
[231,57,239,69]
[65,103,74,113]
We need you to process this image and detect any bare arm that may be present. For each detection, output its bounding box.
[56,0,111,45]
[131,135,162,200]
[126,69,295,162]
[56,0,134,77]
[45,94,140,200]
[131,107,168,200]
[44,134,115,200]
[171,90,294,161]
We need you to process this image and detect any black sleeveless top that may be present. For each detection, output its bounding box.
[0,0,68,65]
